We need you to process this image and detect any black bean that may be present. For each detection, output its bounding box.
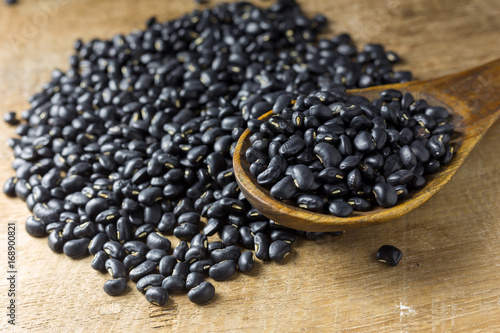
[25,215,47,238]
[254,232,270,261]
[123,240,149,256]
[123,253,146,271]
[185,272,205,290]
[157,255,176,277]
[295,194,324,211]
[376,245,403,266]
[372,182,398,208]
[427,135,446,158]
[145,286,169,306]
[146,249,168,263]
[137,187,163,206]
[313,142,342,168]
[269,240,292,262]
[279,136,306,157]
[236,251,254,273]
[328,199,354,217]
[386,170,414,186]
[346,196,370,211]
[394,185,409,201]
[185,247,205,264]
[161,275,185,293]
[173,222,199,241]
[47,230,66,253]
[209,260,237,281]
[219,224,240,246]
[270,176,297,200]
[73,222,98,239]
[103,278,128,297]
[353,131,376,153]
[103,241,126,260]
[91,250,109,272]
[172,261,190,280]
[210,245,241,263]
[105,258,127,279]
[63,238,90,259]
[146,232,171,251]
[129,260,157,282]
[136,274,165,293]
[188,281,215,305]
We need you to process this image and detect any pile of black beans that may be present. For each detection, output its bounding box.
[3,0,413,306]
[245,89,454,216]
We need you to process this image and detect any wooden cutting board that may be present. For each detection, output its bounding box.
[1,0,499,331]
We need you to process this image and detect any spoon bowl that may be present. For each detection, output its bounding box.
[233,59,500,231]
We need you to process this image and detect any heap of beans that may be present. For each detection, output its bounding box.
[4,0,413,306]
[245,89,454,216]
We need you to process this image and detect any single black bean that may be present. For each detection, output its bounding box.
[185,272,205,290]
[209,260,237,281]
[161,275,185,293]
[188,281,215,305]
[296,194,324,211]
[105,258,127,278]
[91,250,109,272]
[103,241,126,260]
[123,240,149,256]
[48,230,66,253]
[146,249,168,263]
[145,286,169,306]
[219,224,240,246]
[25,215,47,238]
[376,245,403,266]
[270,176,297,200]
[372,182,398,208]
[129,260,157,282]
[347,197,371,211]
[173,223,199,241]
[189,259,214,274]
[63,238,90,259]
[394,185,409,201]
[313,142,342,168]
[172,261,190,280]
[291,164,314,190]
[136,274,165,293]
[269,240,292,262]
[237,251,255,273]
[103,278,128,297]
[146,232,171,251]
[158,255,177,277]
[353,130,376,153]
[254,232,270,261]
[185,247,205,264]
[328,199,354,217]
[210,245,241,263]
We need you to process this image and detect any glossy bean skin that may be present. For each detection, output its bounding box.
[63,238,90,259]
[269,240,292,262]
[372,183,398,208]
[376,245,403,266]
[188,281,215,305]
[129,260,157,282]
[103,278,128,297]
[136,274,165,293]
[105,258,127,278]
[145,287,169,306]
[208,260,237,281]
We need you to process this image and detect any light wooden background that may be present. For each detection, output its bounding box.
[0,0,499,332]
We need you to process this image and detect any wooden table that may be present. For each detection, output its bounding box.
[1,0,499,331]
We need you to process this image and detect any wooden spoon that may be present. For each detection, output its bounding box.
[233,59,500,232]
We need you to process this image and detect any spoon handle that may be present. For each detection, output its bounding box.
[416,58,500,124]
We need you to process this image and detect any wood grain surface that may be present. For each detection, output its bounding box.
[0,0,499,332]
